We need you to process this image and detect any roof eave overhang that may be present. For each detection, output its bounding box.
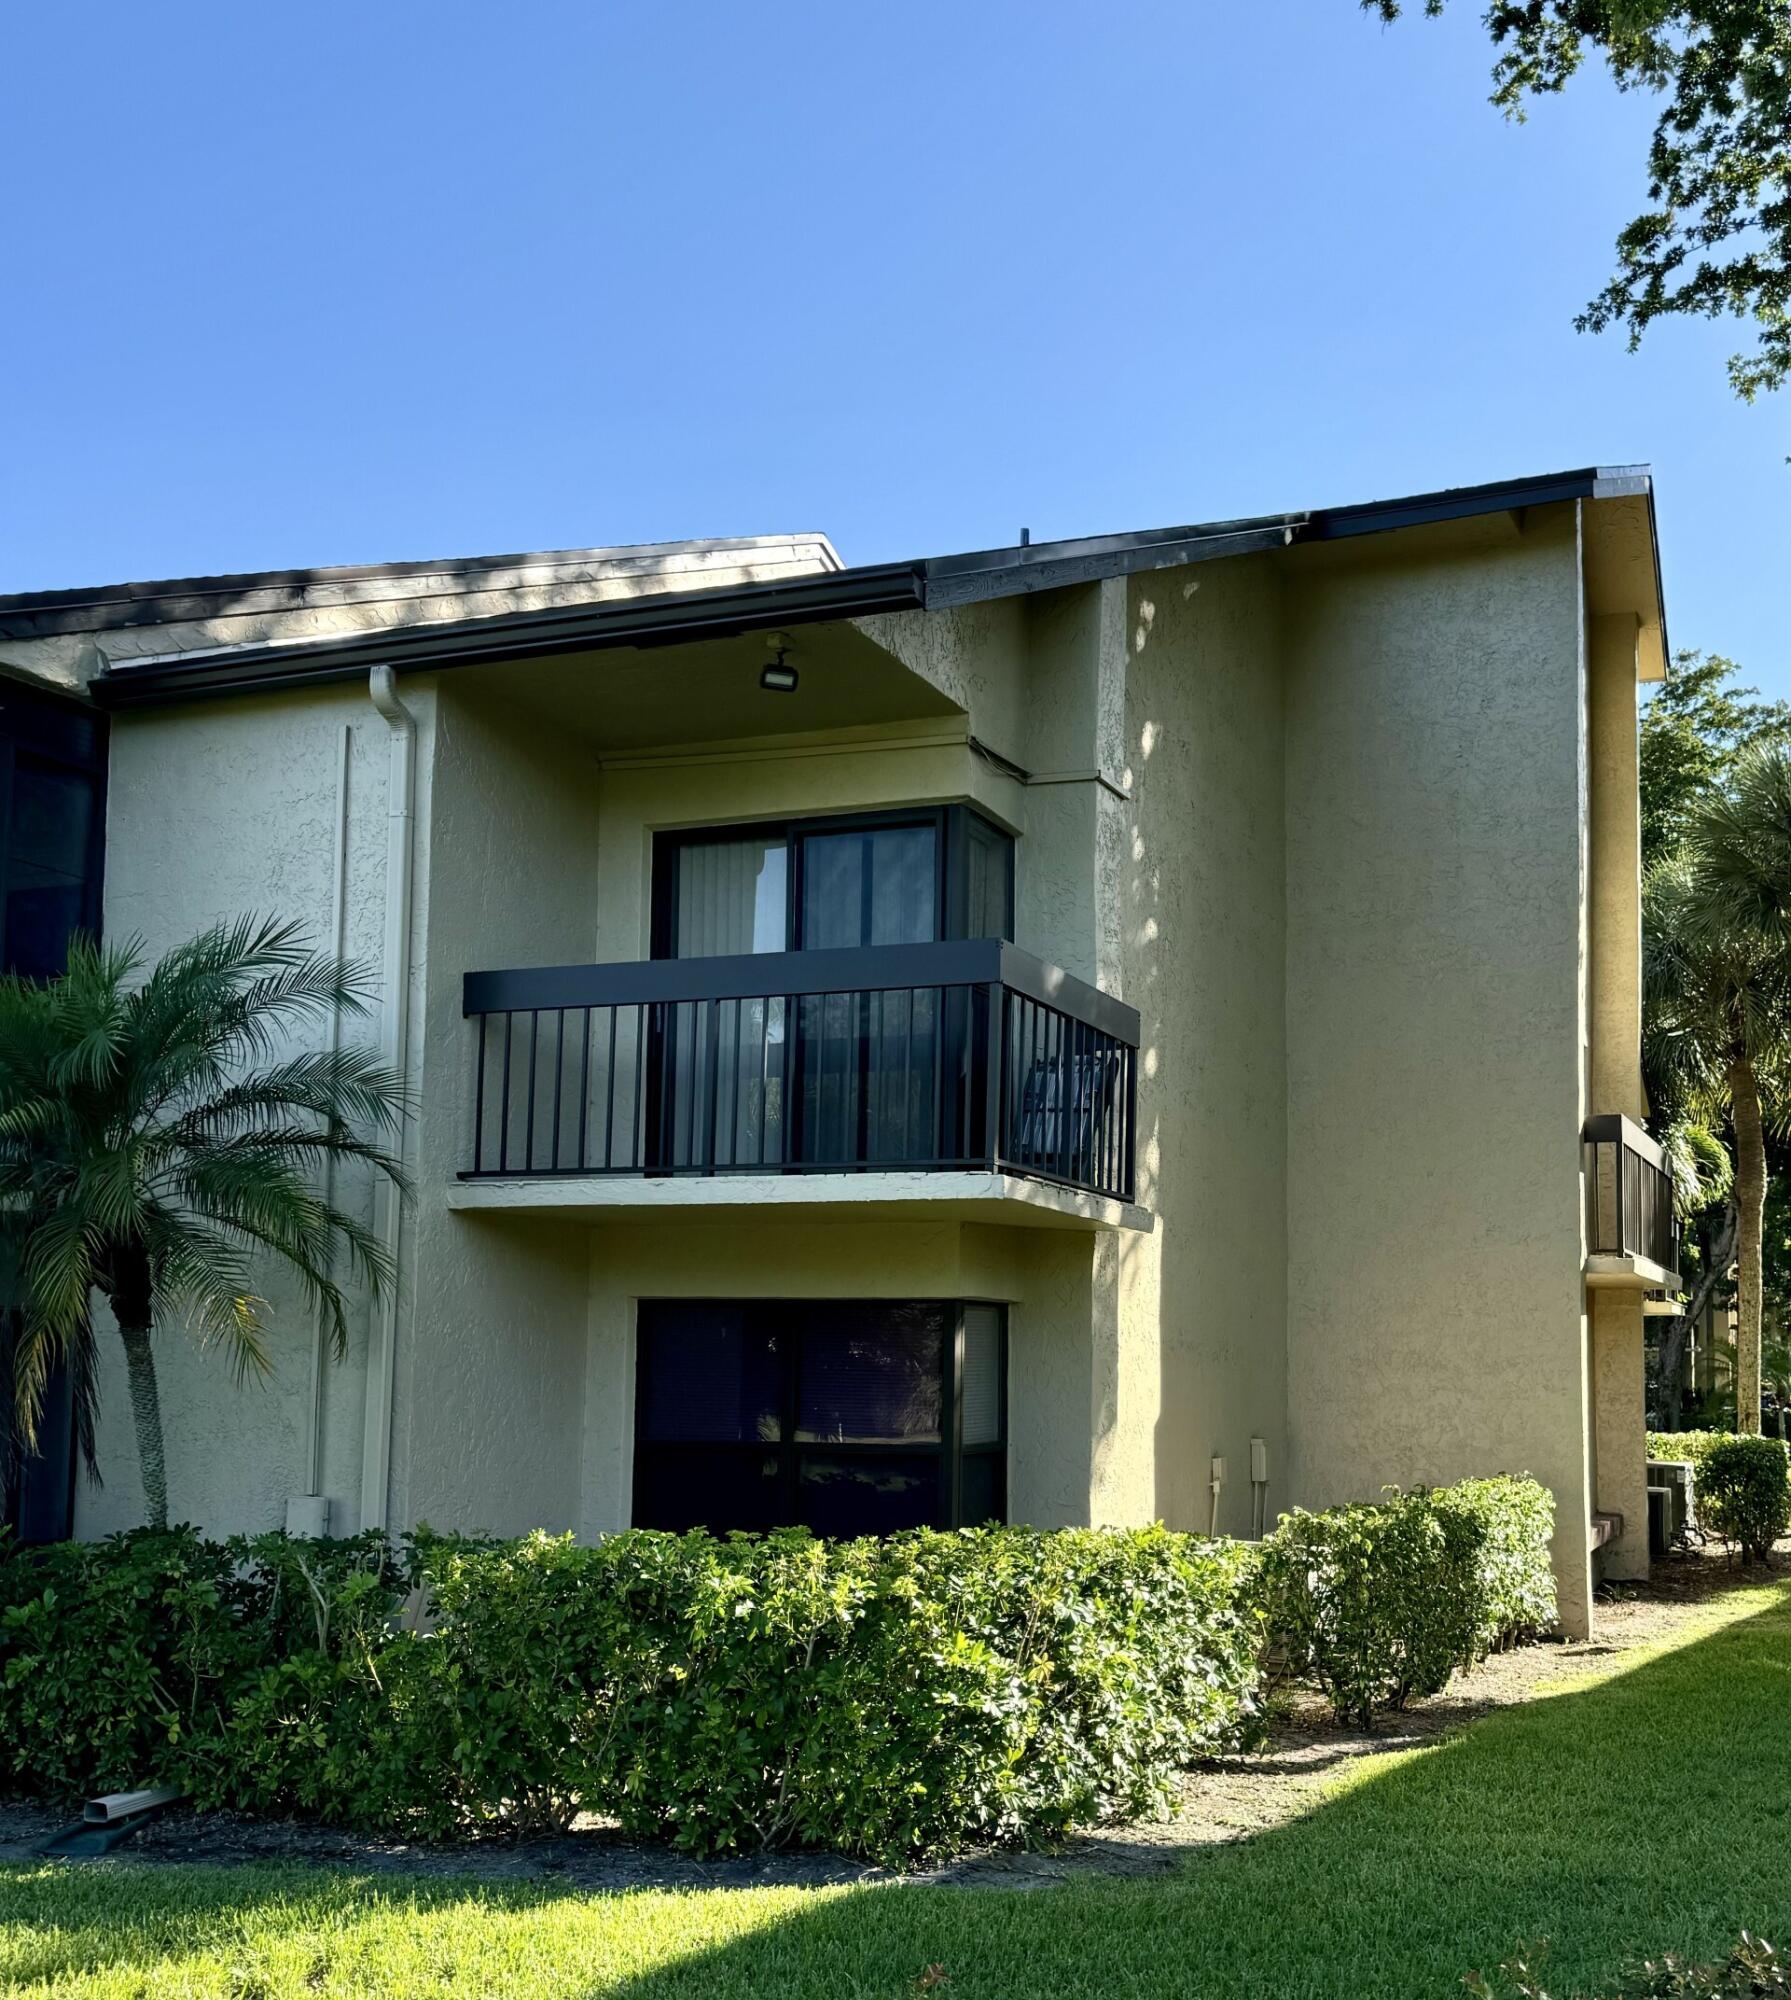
[90,564,929,710]
[88,464,1664,711]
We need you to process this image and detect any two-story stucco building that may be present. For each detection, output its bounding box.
[0,467,1676,1637]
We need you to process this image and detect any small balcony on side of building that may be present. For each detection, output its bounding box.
[448,939,1141,1229]
[1584,1113,1680,1290]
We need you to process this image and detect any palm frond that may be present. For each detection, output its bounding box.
[0,917,408,1479]
[165,1048,409,1147]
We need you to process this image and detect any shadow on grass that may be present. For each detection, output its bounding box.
[8,1578,1791,2000]
[579,1579,1791,1999]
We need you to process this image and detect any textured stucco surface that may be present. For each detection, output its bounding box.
[1588,616,1646,1123]
[1124,556,1289,1539]
[1281,512,1597,1636]
[1591,1288,1649,1581]
[76,685,399,1537]
[859,600,1030,769]
[591,725,1016,965]
[389,678,601,1536]
[57,503,1656,1628]
[1584,611,1650,1582]
[577,1216,1102,1538]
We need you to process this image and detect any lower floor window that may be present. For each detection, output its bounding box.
[633,1298,1006,1535]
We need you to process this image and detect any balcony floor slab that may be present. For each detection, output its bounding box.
[447,1170,1153,1232]
[1586,1252,1680,1291]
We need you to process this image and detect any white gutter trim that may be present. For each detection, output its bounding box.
[359,666,416,1533]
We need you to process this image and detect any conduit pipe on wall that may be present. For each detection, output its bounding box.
[359,666,416,1534]
[287,725,354,1538]
[310,724,352,1495]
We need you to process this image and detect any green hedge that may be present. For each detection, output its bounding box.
[1258,1476,1555,1726]
[1649,1431,1790,1559]
[1694,1437,1791,1563]
[1647,1429,1790,1472]
[0,1523,1264,1865]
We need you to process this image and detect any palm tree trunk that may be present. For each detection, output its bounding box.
[1732,1057,1767,1436]
[116,1317,168,1530]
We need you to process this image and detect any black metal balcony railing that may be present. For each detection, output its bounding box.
[1583,1114,1679,1278]
[462,939,1139,1202]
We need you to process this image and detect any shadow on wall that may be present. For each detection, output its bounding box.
[1124,567,1289,1539]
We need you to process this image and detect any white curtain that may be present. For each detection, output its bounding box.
[676,836,786,957]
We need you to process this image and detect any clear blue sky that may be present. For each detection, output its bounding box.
[5,2,1786,693]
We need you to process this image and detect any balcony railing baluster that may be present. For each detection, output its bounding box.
[1583,1113,1679,1280]
[462,940,1139,1202]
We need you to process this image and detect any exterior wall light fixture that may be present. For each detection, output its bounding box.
[760,632,799,693]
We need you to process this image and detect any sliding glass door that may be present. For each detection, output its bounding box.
[648,807,1012,1173]
[633,1298,1007,1535]
[792,817,938,1166]
[658,832,789,1168]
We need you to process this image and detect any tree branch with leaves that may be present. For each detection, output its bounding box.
[1365,2,1791,399]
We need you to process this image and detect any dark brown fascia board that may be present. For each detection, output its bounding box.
[92,565,930,708]
[89,465,1656,711]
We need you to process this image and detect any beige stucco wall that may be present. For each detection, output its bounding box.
[76,683,413,1537]
[58,508,1649,1621]
[860,599,1030,771]
[590,725,1019,964]
[396,630,1156,1539]
[1585,606,1650,1582]
[1588,615,1646,1123]
[384,676,599,1537]
[1281,510,1596,1636]
[1123,556,1289,1538]
[1591,1288,1649,1580]
[577,1217,1104,1537]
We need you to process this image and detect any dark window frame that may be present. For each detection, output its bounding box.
[649,804,1015,960]
[646,808,1013,1173]
[632,1298,1008,1535]
[0,676,107,1547]
[0,677,107,981]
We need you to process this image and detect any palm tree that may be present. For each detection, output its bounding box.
[0,918,406,1529]
[1648,745,1791,1434]
[1650,1117,1735,1427]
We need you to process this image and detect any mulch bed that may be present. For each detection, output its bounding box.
[0,1543,1775,1893]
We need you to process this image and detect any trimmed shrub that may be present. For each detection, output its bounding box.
[1259,1476,1555,1726]
[1644,1430,1785,1476]
[1434,1476,1558,1650]
[1695,1436,1791,1562]
[0,1522,1264,1866]
[1649,1432,1790,1551]
[0,1528,413,1810]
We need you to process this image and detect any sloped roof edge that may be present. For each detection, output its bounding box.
[84,466,1660,710]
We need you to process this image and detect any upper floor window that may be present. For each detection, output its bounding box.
[653,806,1014,961]
[0,684,106,982]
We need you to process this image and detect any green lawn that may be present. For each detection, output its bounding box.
[6,1576,1791,2000]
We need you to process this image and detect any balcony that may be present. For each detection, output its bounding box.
[454,939,1141,1226]
[1583,1114,1680,1290]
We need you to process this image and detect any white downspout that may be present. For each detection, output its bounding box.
[359,666,416,1534]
